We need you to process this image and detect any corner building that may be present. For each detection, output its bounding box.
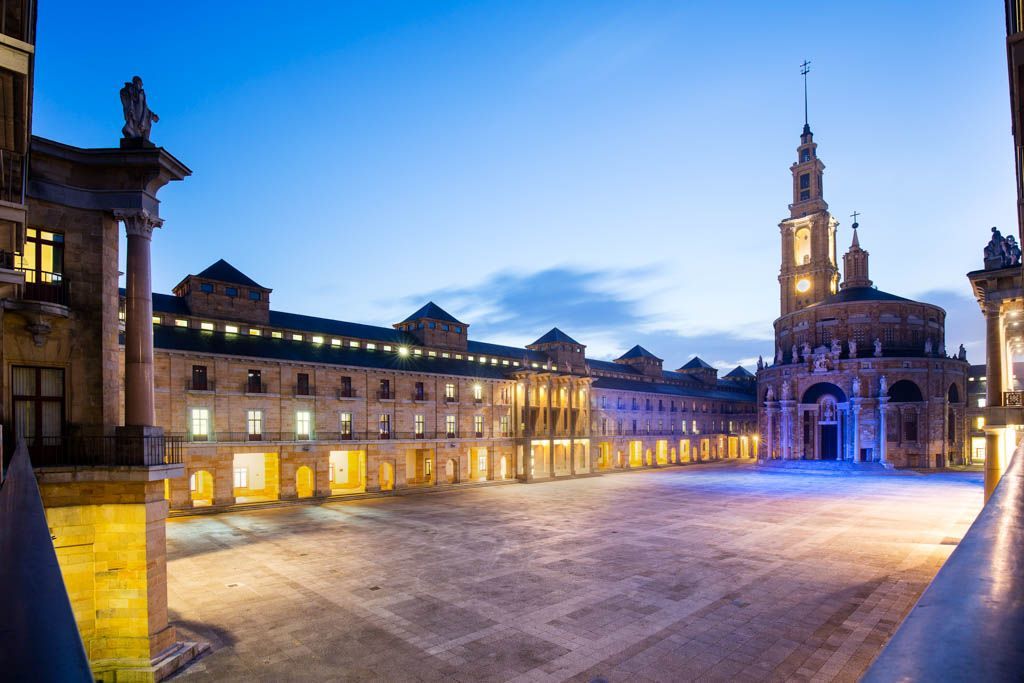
[758,123,968,467]
[135,261,758,511]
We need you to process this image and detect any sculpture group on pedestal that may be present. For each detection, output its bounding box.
[983,226,1022,270]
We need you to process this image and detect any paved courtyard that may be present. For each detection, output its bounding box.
[167,462,982,682]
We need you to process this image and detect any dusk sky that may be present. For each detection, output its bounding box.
[33,1,1012,370]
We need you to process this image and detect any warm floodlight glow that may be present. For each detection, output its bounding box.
[796,278,811,293]
[398,346,409,357]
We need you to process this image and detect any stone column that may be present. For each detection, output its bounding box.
[984,307,1006,498]
[878,397,889,466]
[764,403,776,460]
[984,428,1004,502]
[115,209,163,428]
[850,398,861,463]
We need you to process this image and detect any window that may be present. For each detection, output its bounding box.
[903,412,918,442]
[349,340,359,348]
[474,415,484,437]
[297,373,310,396]
[455,326,462,333]
[175,319,188,327]
[249,290,261,301]
[190,408,210,441]
[414,381,425,400]
[191,365,208,391]
[445,383,456,401]
[200,283,213,293]
[800,148,811,162]
[331,338,341,346]
[414,414,425,436]
[247,410,262,441]
[233,467,248,489]
[249,328,261,336]
[312,335,324,344]
[473,384,483,401]
[247,369,262,393]
[601,418,607,435]
[379,378,391,399]
[12,366,64,448]
[226,287,238,297]
[445,415,457,437]
[340,412,352,436]
[152,315,161,324]
[271,331,283,339]
[441,324,449,331]
[632,419,638,434]
[800,173,810,189]
[225,324,238,334]
[296,410,312,440]
[292,334,303,342]
[379,413,391,438]
[977,398,986,408]
[200,322,214,331]
[500,415,510,436]
[425,458,433,476]
[340,375,353,398]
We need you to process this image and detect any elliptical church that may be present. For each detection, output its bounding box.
[756,122,969,468]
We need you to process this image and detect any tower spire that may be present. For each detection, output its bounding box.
[801,59,812,135]
[842,212,872,289]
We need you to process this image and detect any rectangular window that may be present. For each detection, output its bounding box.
[414,414,425,436]
[340,412,352,437]
[800,173,810,189]
[445,383,456,401]
[247,410,262,441]
[200,322,214,331]
[297,373,310,396]
[292,334,303,342]
[247,369,262,393]
[249,290,261,301]
[191,365,207,391]
[226,287,238,297]
[379,413,391,438]
[474,415,484,437]
[445,415,457,437]
[473,384,483,401]
[379,378,391,399]
[296,410,312,440]
[311,335,324,344]
[233,467,248,488]
[225,324,238,334]
[249,328,261,336]
[175,319,188,327]
[190,408,210,441]
[414,381,425,400]
[340,375,353,398]
[12,366,64,449]
[425,458,432,476]
[500,415,510,436]
[199,282,213,293]
[271,331,283,339]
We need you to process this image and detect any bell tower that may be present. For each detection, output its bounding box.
[778,60,839,316]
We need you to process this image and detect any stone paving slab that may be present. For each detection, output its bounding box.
[165,462,982,682]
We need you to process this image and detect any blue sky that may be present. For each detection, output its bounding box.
[33,1,1012,370]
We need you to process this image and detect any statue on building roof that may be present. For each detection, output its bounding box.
[848,339,857,358]
[791,344,798,364]
[801,342,811,360]
[775,346,783,365]
[924,337,933,356]
[958,343,967,361]
[879,375,888,396]
[120,76,159,141]
[781,380,792,400]
[757,355,764,371]
[873,338,883,357]
[984,226,1022,270]
[830,338,841,358]
[852,376,861,397]
[766,385,775,402]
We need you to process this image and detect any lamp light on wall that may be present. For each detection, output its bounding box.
[796,278,811,293]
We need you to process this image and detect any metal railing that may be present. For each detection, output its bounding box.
[13,433,184,467]
[0,439,92,681]
[21,271,68,306]
[337,387,356,399]
[0,148,24,203]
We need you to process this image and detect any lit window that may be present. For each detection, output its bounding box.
[502,360,509,366]
[531,363,539,368]
[349,341,359,348]
[292,334,303,342]
[331,338,341,347]
[233,468,248,488]
[398,346,409,357]
[306,335,321,344]
[445,383,456,399]
[473,384,483,400]
[468,356,475,362]
[413,349,423,356]
[491,358,498,364]
[414,414,424,436]
[249,328,261,336]
[175,319,188,328]
[225,325,239,334]
[977,398,986,408]
[379,413,391,436]
[247,410,262,439]
[425,458,432,476]
[152,315,161,324]
[513,362,520,367]
[296,410,312,440]
[445,415,457,436]
[479,356,487,363]
[271,331,283,339]
[340,412,352,436]
[428,351,437,357]
[441,352,450,358]
[976,417,985,429]
[367,343,376,351]
[474,415,484,435]
[190,408,210,440]
[455,354,462,360]
[383,345,392,352]
[200,322,214,331]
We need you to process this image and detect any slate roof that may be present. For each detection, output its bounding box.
[268,310,415,345]
[530,328,580,346]
[195,259,265,289]
[588,358,640,375]
[724,366,755,379]
[812,286,912,306]
[680,356,714,370]
[616,345,662,362]
[591,375,755,401]
[152,327,512,380]
[401,302,463,324]
[467,340,547,362]
[152,292,190,315]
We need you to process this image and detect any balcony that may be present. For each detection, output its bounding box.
[337,387,356,399]
[245,381,267,394]
[377,390,394,401]
[21,271,68,307]
[412,391,428,402]
[187,379,214,392]
[444,396,458,404]
[0,148,23,204]
[473,397,483,404]
[295,385,315,398]
[9,430,183,467]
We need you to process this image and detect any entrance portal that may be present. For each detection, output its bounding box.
[819,424,838,460]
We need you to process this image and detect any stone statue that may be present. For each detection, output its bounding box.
[848,339,857,358]
[852,376,860,397]
[801,342,811,360]
[791,344,798,364]
[766,385,775,402]
[813,352,829,373]
[120,76,159,141]
[775,346,783,364]
[873,338,883,357]
[879,375,888,396]
[984,226,1022,269]
[757,355,764,371]
[924,337,933,355]
[781,380,792,400]
[958,343,967,361]
[830,338,841,358]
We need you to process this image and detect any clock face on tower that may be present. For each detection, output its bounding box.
[796,278,811,293]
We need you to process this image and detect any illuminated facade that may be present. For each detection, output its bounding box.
[759,123,969,467]
[132,261,758,511]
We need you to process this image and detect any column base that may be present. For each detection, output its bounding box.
[91,640,210,683]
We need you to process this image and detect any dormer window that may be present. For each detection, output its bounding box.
[429,322,436,329]
[226,287,238,297]
[249,290,261,301]
[200,283,213,293]
[441,324,449,331]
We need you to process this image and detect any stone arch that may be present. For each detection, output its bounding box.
[645,448,653,466]
[889,380,923,403]
[379,461,394,491]
[947,383,961,403]
[801,382,847,404]
[499,455,509,479]
[189,470,214,507]
[445,458,459,484]
[295,465,314,498]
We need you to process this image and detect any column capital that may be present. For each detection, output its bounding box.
[114,208,164,238]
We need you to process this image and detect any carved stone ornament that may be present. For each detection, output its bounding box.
[114,209,163,238]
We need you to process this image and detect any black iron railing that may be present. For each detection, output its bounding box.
[21,271,68,306]
[6,429,183,467]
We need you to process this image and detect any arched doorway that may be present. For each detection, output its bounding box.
[379,461,394,491]
[189,470,213,507]
[295,465,314,498]
[801,382,848,460]
[499,455,508,479]
[445,458,459,484]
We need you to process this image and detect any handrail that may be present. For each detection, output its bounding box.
[864,439,1024,681]
[0,439,92,680]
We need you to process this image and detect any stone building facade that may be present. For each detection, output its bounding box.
[134,262,758,512]
[758,124,969,468]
